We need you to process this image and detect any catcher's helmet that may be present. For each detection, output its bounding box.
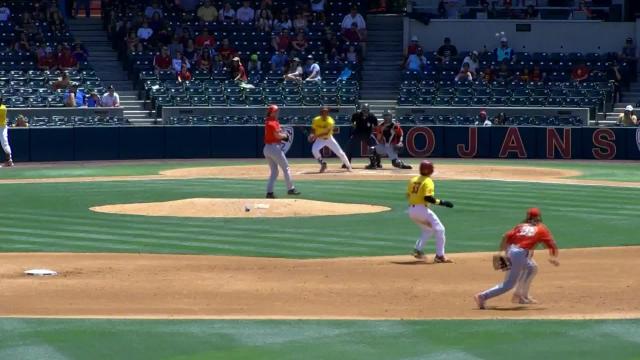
[267,104,279,115]
[419,160,434,176]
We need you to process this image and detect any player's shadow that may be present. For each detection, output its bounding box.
[483,306,547,311]
[390,260,432,265]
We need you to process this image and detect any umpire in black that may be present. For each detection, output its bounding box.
[345,103,378,166]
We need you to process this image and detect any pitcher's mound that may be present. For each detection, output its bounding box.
[90,198,391,218]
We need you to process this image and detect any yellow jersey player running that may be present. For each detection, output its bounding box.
[406,160,454,263]
[0,97,13,167]
[310,106,352,172]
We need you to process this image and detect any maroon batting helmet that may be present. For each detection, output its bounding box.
[419,160,434,176]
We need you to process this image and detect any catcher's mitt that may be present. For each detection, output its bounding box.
[492,254,511,271]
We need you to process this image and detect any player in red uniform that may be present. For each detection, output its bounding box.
[263,104,300,199]
[474,208,559,309]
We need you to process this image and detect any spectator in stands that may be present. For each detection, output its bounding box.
[168,36,183,58]
[571,61,590,82]
[311,0,325,13]
[406,35,421,56]
[101,85,120,107]
[437,37,458,62]
[495,62,512,82]
[481,67,494,82]
[144,1,163,19]
[75,0,90,18]
[231,57,248,83]
[304,55,321,82]
[520,66,531,82]
[237,1,255,24]
[178,63,192,82]
[58,46,78,71]
[137,20,154,42]
[72,43,88,63]
[219,2,236,22]
[0,2,10,22]
[273,12,293,32]
[322,31,340,61]
[475,110,492,126]
[494,112,506,125]
[292,31,309,54]
[524,5,539,19]
[195,28,216,49]
[196,49,213,71]
[248,54,262,72]
[184,40,197,62]
[38,47,58,71]
[217,38,238,66]
[270,48,288,72]
[172,51,190,73]
[293,12,308,33]
[86,91,102,108]
[342,22,363,45]
[149,12,164,33]
[126,30,139,52]
[575,0,593,20]
[531,64,544,81]
[344,46,359,65]
[255,2,273,21]
[153,46,172,73]
[455,62,474,82]
[618,105,638,126]
[495,37,513,62]
[14,115,28,128]
[341,6,367,42]
[52,72,71,91]
[405,47,427,72]
[64,84,85,107]
[604,62,622,103]
[16,11,36,35]
[620,37,637,82]
[272,29,291,52]
[461,51,480,76]
[197,0,218,22]
[13,33,31,52]
[256,9,273,31]
[284,57,303,82]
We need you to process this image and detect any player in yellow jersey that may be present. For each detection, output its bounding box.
[309,106,352,173]
[0,97,13,167]
[406,160,454,263]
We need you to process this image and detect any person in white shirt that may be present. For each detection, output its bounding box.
[0,4,10,22]
[310,0,325,13]
[219,2,236,22]
[341,6,366,30]
[304,55,321,82]
[236,1,255,24]
[101,86,120,107]
[461,50,480,75]
[475,110,492,127]
[172,51,190,73]
[284,57,303,82]
[137,21,153,41]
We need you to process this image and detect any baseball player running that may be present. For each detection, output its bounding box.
[407,160,454,263]
[369,111,412,170]
[263,104,300,198]
[346,103,378,167]
[0,97,13,168]
[310,106,352,172]
[474,208,560,309]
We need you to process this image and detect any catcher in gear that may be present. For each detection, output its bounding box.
[368,111,412,170]
[406,160,454,263]
[474,208,560,309]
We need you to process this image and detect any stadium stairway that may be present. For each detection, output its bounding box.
[360,14,404,117]
[599,82,640,125]
[67,18,153,124]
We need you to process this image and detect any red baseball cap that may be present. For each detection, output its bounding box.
[527,208,541,218]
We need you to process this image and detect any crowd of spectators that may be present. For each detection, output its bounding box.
[108,0,366,85]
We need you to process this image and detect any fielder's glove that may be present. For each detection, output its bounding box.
[281,134,290,142]
[440,200,454,208]
[492,254,511,271]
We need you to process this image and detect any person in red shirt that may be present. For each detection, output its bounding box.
[271,29,291,52]
[571,61,590,82]
[195,28,216,49]
[57,46,78,71]
[37,48,58,71]
[475,208,559,309]
[263,104,300,199]
[177,63,192,82]
[231,57,247,82]
[154,46,172,72]
[217,38,237,66]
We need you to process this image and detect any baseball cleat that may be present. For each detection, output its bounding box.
[412,249,425,259]
[365,163,377,170]
[3,160,13,167]
[434,255,454,263]
[341,164,348,169]
[287,189,301,195]
[474,294,486,309]
[319,162,327,173]
[266,192,276,199]
[400,164,412,169]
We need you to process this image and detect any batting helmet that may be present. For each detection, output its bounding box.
[267,104,279,115]
[419,160,434,176]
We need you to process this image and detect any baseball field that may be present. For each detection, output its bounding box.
[0,158,638,359]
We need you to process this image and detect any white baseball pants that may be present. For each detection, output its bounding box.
[408,204,446,257]
[312,136,351,169]
[1,126,11,158]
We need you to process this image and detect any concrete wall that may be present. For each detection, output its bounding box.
[405,19,636,53]
[7,107,124,120]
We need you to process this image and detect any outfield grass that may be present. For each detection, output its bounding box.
[0,318,638,360]
[0,178,637,257]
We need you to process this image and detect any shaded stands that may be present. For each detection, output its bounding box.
[395,113,583,127]
[164,114,353,126]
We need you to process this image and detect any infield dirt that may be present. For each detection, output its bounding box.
[0,247,638,320]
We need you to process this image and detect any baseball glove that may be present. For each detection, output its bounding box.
[307,134,316,142]
[492,254,511,271]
